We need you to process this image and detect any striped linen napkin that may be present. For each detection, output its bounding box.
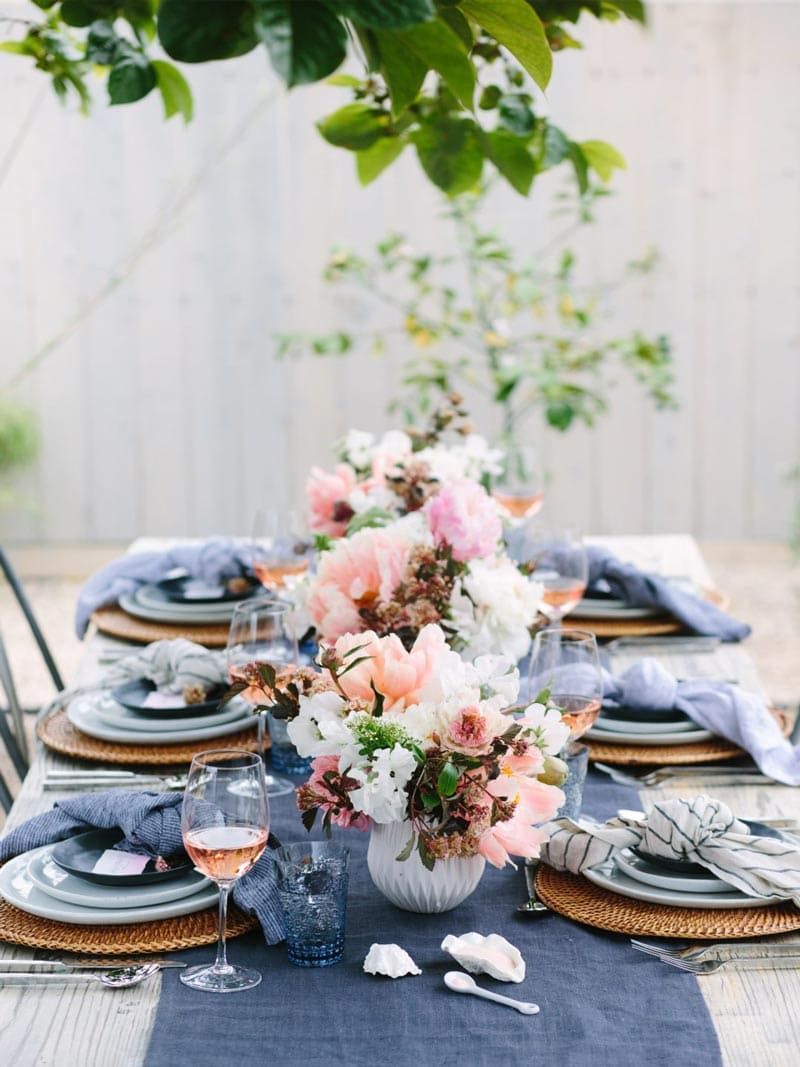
[540,795,800,905]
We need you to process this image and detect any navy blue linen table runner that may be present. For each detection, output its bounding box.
[145,773,722,1067]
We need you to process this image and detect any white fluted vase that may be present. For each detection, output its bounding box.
[367,820,485,914]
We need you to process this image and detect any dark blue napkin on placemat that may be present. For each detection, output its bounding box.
[144,774,722,1067]
[0,791,284,943]
[586,545,750,642]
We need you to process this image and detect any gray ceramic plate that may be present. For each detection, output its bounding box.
[67,692,252,744]
[584,859,777,910]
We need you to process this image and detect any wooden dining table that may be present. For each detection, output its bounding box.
[1,535,800,1067]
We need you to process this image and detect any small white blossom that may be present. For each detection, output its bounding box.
[517,702,570,755]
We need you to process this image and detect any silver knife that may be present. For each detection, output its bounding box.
[0,958,186,970]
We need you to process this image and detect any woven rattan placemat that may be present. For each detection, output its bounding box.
[572,588,729,640]
[91,606,230,647]
[535,865,800,939]
[0,898,257,954]
[586,708,791,767]
[37,708,261,766]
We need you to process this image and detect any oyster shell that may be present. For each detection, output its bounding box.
[441,932,525,983]
[363,943,422,978]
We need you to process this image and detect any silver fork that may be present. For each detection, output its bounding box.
[631,938,800,963]
[654,954,800,974]
[594,762,775,789]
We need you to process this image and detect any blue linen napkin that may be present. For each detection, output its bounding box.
[586,545,750,641]
[602,658,800,785]
[74,537,258,638]
[0,791,285,943]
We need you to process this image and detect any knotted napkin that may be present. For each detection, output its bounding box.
[111,639,228,695]
[541,795,800,904]
[586,545,750,642]
[602,659,800,785]
[75,537,258,638]
[0,792,285,944]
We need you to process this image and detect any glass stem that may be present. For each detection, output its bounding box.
[257,711,266,760]
[213,884,232,974]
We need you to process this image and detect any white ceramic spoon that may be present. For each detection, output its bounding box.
[444,971,539,1015]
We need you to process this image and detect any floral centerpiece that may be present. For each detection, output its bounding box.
[232,623,567,911]
[306,399,504,540]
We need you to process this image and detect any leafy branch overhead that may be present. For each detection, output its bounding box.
[0,0,645,196]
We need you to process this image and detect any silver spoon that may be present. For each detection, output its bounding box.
[517,860,549,914]
[0,964,162,988]
[444,971,539,1015]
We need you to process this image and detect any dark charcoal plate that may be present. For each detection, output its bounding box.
[601,704,690,726]
[157,574,259,605]
[633,820,784,874]
[111,678,227,720]
[51,829,191,887]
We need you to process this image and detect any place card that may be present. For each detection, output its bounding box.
[92,850,151,876]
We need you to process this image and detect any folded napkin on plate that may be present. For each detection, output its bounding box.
[75,537,258,638]
[602,658,800,785]
[111,639,228,695]
[541,795,800,905]
[0,792,285,943]
[586,545,750,642]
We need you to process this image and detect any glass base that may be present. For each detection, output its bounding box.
[265,773,296,797]
[179,963,262,994]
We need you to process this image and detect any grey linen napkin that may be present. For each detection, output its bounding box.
[111,639,228,694]
[586,545,750,641]
[540,796,800,904]
[0,791,285,943]
[74,537,257,638]
[603,659,800,785]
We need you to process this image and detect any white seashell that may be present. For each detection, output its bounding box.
[363,943,422,978]
[441,932,525,983]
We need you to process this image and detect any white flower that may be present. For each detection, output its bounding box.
[375,430,413,465]
[287,690,349,757]
[346,744,417,823]
[347,484,397,516]
[450,558,542,661]
[338,429,375,471]
[467,655,520,706]
[516,702,570,755]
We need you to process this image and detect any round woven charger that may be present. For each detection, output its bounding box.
[586,708,791,767]
[535,865,800,940]
[571,588,729,640]
[37,708,261,766]
[0,897,257,954]
[91,605,230,647]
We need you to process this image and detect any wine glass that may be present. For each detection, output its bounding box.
[493,443,544,520]
[226,597,299,797]
[250,508,314,592]
[527,627,602,742]
[508,524,588,625]
[180,749,270,993]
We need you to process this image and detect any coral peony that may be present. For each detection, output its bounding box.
[307,463,358,536]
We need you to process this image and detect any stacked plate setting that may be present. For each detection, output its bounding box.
[0,830,217,926]
[584,705,715,746]
[119,575,261,627]
[584,822,792,910]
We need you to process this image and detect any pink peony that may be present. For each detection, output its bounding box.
[424,480,501,563]
[334,624,453,713]
[444,705,495,755]
[478,771,564,867]
[308,523,417,641]
[306,464,358,536]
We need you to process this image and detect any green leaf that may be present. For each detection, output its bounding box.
[152,59,193,122]
[390,18,474,109]
[108,53,156,105]
[61,0,115,28]
[356,136,406,184]
[254,0,347,86]
[546,401,575,431]
[0,41,35,56]
[607,0,646,22]
[498,93,536,136]
[579,139,626,181]
[395,831,416,861]
[301,807,318,833]
[438,6,473,48]
[85,20,119,66]
[568,141,589,193]
[326,73,363,87]
[317,102,388,150]
[257,663,277,688]
[437,761,460,797]
[374,30,426,115]
[459,0,552,90]
[158,0,258,63]
[533,685,551,705]
[329,0,435,29]
[485,129,535,195]
[345,506,394,533]
[542,123,570,167]
[412,115,483,195]
[417,834,436,871]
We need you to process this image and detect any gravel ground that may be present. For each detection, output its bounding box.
[1,541,798,821]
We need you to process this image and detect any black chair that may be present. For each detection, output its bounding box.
[0,547,65,812]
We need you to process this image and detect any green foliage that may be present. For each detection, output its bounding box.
[279,185,674,437]
[0,403,38,472]
[0,1,648,193]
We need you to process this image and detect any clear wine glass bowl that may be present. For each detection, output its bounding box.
[527,627,602,742]
[250,508,314,591]
[493,444,544,520]
[507,525,588,625]
[180,749,270,994]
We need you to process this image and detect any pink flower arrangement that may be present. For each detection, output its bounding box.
[424,479,502,563]
[306,463,359,537]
